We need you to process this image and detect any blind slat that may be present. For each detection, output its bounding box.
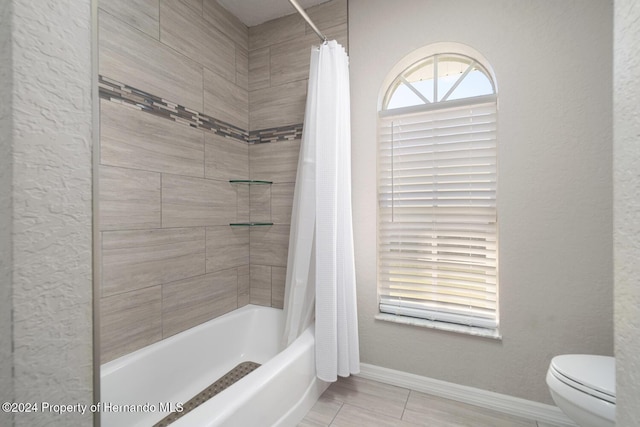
[380,267,496,283]
[380,278,497,296]
[379,148,497,164]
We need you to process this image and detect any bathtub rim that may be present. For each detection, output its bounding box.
[101,304,271,376]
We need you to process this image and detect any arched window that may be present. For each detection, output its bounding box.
[377,46,499,334]
[383,53,495,109]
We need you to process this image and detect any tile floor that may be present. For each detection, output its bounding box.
[299,376,563,427]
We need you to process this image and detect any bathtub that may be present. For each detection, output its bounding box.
[100,305,328,427]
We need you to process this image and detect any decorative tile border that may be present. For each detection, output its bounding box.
[99,75,303,144]
[247,123,303,144]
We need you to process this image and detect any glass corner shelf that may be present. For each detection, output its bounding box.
[229,179,273,185]
[229,179,273,227]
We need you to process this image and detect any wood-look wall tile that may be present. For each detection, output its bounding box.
[100,100,205,178]
[248,47,270,92]
[99,165,161,231]
[181,0,203,15]
[162,175,237,227]
[162,270,238,338]
[100,286,162,363]
[204,133,248,181]
[249,12,305,51]
[249,79,307,130]
[102,227,205,297]
[238,265,250,307]
[236,45,249,90]
[160,0,236,83]
[250,185,271,223]
[271,183,294,224]
[270,23,347,88]
[270,32,315,87]
[249,225,290,267]
[98,0,159,40]
[204,67,249,131]
[250,139,301,183]
[305,0,348,36]
[203,0,249,49]
[206,226,249,272]
[250,265,271,306]
[236,184,250,223]
[99,10,203,111]
[271,266,286,309]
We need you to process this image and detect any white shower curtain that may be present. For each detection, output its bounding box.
[282,40,360,382]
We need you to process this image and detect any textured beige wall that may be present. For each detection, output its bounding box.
[350,0,613,404]
[0,1,14,426]
[9,0,94,425]
[614,0,640,425]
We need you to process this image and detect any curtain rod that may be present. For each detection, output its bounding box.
[287,0,328,43]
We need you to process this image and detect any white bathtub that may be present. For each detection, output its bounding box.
[100,305,328,427]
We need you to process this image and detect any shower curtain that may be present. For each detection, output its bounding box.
[282,40,360,382]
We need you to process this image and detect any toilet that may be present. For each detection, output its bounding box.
[546,354,615,427]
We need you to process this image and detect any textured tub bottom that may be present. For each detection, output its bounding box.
[153,361,262,427]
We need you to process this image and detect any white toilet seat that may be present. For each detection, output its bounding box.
[550,354,615,403]
[549,364,615,404]
[546,355,615,427]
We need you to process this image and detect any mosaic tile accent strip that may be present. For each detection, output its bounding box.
[99,75,303,144]
[248,123,304,144]
[152,361,261,427]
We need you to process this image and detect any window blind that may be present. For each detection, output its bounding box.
[377,98,498,330]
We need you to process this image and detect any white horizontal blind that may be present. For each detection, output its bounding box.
[378,98,498,329]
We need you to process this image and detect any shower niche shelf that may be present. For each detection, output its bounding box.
[229,179,273,227]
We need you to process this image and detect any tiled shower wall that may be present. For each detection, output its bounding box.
[98,0,347,363]
[247,0,349,309]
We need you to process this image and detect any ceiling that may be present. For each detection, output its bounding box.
[217,0,331,27]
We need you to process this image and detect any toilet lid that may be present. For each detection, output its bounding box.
[551,354,615,401]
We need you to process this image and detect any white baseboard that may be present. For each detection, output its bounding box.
[357,363,578,427]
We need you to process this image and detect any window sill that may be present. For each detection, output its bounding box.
[375,313,502,340]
